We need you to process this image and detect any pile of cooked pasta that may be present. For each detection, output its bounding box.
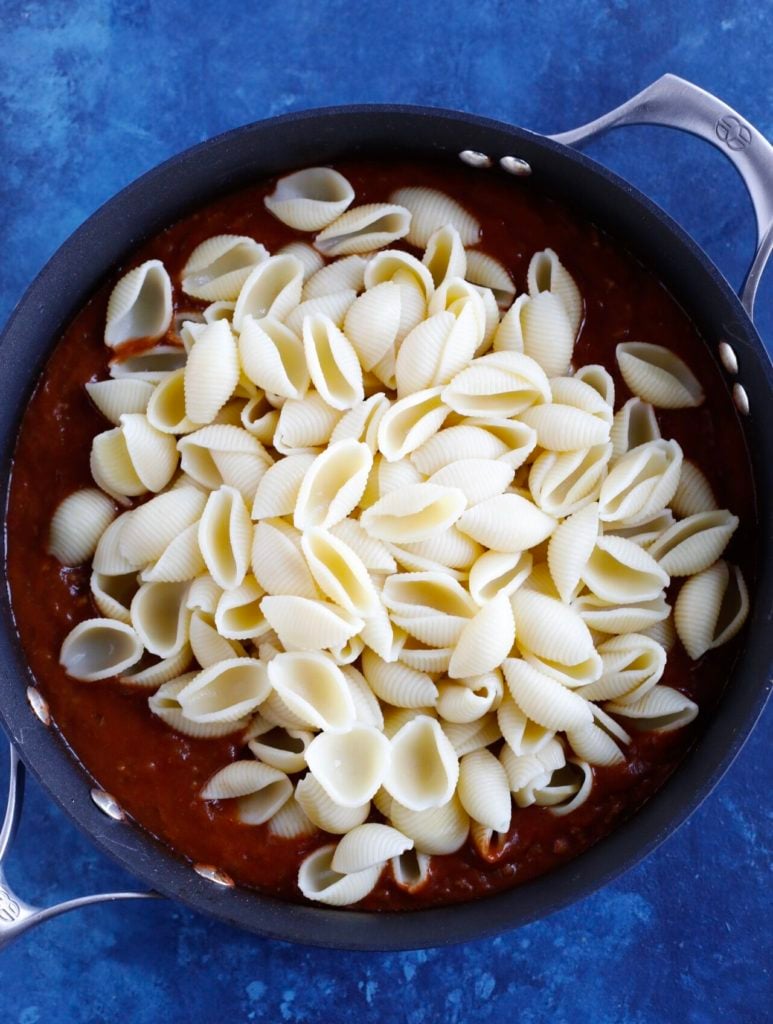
[49,168,749,906]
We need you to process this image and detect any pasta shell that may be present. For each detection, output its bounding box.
[581,535,670,604]
[547,502,599,603]
[361,648,438,708]
[641,614,677,652]
[389,794,469,855]
[566,705,629,767]
[442,351,551,418]
[273,391,342,455]
[437,670,503,724]
[315,203,411,256]
[511,589,594,664]
[284,289,357,335]
[364,249,434,301]
[616,342,704,408]
[214,575,270,640]
[329,518,396,573]
[574,363,615,408]
[603,509,675,549]
[395,309,478,397]
[674,560,749,660]
[93,515,141,575]
[251,520,317,599]
[538,760,593,816]
[109,344,186,384]
[512,291,575,377]
[500,747,550,805]
[48,489,116,566]
[465,250,515,309]
[605,685,698,733]
[186,574,223,615]
[91,414,178,498]
[550,375,613,424]
[261,595,363,651]
[183,320,240,425]
[361,483,466,543]
[332,824,413,874]
[389,187,479,247]
[385,715,459,811]
[130,580,191,658]
[90,570,139,624]
[240,395,279,444]
[470,821,509,863]
[145,369,197,434]
[529,444,612,518]
[457,493,556,552]
[610,397,661,458]
[306,725,391,806]
[198,485,252,590]
[86,379,154,425]
[304,254,367,300]
[294,438,372,529]
[442,713,501,757]
[429,459,514,506]
[469,549,532,606]
[264,167,355,230]
[120,487,206,566]
[464,417,538,470]
[581,633,666,704]
[342,281,402,370]
[448,594,515,679]
[502,658,592,731]
[360,599,405,661]
[458,749,512,833]
[527,248,582,337]
[233,254,304,330]
[60,618,143,681]
[398,528,482,571]
[189,611,245,668]
[119,644,193,688]
[301,527,379,616]
[267,796,316,838]
[398,639,452,674]
[200,760,292,825]
[411,424,508,475]
[598,439,683,526]
[238,316,309,400]
[382,572,477,623]
[297,844,381,906]
[647,510,738,576]
[302,313,364,410]
[376,387,450,463]
[524,649,602,690]
[295,777,370,835]
[518,404,610,452]
[330,393,391,454]
[572,593,671,635]
[266,650,355,731]
[177,657,269,722]
[200,302,234,325]
[182,235,268,301]
[341,664,385,729]
[671,460,717,517]
[277,241,325,281]
[149,675,250,738]
[177,424,269,491]
[423,224,467,285]
[497,695,555,756]
[251,453,316,519]
[104,259,173,347]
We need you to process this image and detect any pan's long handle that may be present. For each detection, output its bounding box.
[549,73,773,321]
[0,743,159,950]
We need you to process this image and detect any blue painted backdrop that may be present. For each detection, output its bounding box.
[0,2,770,1021]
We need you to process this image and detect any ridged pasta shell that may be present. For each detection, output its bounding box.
[297,844,381,906]
[647,510,738,577]
[361,483,466,544]
[196,484,253,591]
[386,547,467,585]
[376,387,450,463]
[119,644,193,689]
[500,746,550,805]
[120,487,206,566]
[605,685,698,733]
[304,254,367,301]
[384,715,459,811]
[251,453,315,519]
[306,725,391,806]
[442,351,551,418]
[261,595,363,651]
[527,248,582,337]
[186,574,223,615]
[332,823,413,874]
[497,695,555,756]
[457,749,512,833]
[251,520,317,599]
[284,289,358,335]
[518,404,610,452]
[492,294,526,354]
[502,658,592,731]
[60,618,143,681]
[671,460,717,517]
[603,508,675,549]
[277,242,324,283]
[340,664,385,729]
[448,594,515,679]
[91,414,178,498]
[511,589,594,664]
[240,395,279,444]
[566,705,629,767]
[361,648,438,708]
[267,796,316,838]
[674,560,749,660]
[389,794,469,855]
[581,535,669,604]
[617,342,704,408]
[177,424,270,497]
[265,167,355,231]
[330,393,391,454]
[364,249,434,301]
[550,375,613,424]
[641,614,677,652]
[302,313,364,410]
[389,187,479,247]
[328,518,396,573]
[381,572,477,626]
[177,657,269,722]
[130,580,191,658]
[429,459,514,507]
[411,424,508,475]
[395,530,478,575]
[92,515,141,575]
[48,489,116,566]
[183,319,240,425]
[189,611,245,667]
[513,291,575,377]
[465,250,515,309]
[200,302,233,325]
[610,397,661,458]
[265,650,357,731]
[144,369,196,434]
[465,417,538,471]
[574,363,615,408]
[599,439,683,527]
[547,502,599,603]
[538,760,593,816]
[213,575,270,640]
[342,282,402,370]
[301,527,379,616]
[523,648,602,690]
[295,777,370,835]
[315,203,411,256]
[437,670,503,724]
[469,549,532,606]
[457,493,556,552]
[200,760,292,825]
[104,259,173,347]
[581,633,666,704]
[398,639,452,674]
[86,379,154,425]
[149,676,249,738]
[442,713,501,757]
[273,391,342,455]
[529,444,611,518]
[396,309,478,398]
[109,344,186,384]
[238,315,309,400]
[360,599,405,661]
[294,439,372,529]
[572,592,671,634]
[233,254,304,330]
[90,570,138,624]
[182,235,268,301]
[423,224,467,285]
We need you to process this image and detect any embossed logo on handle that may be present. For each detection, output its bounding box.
[715,115,752,151]
[0,886,20,923]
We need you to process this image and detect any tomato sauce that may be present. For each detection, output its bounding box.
[5,156,756,910]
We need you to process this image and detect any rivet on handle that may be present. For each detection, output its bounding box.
[732,383,750,415]
[26,687,51,727]
[718,341,739,374]
[500,156,532,176]
[193,864,235,888]
[90,789,126,822]
[459,150,492,168]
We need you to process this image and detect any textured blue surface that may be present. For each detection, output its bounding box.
[0,1,771,1021]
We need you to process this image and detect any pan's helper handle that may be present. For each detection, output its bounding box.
[0,743,160,950]
[549,73,773,321]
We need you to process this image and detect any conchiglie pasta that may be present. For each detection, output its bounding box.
[388,186,480,248]
[60,618,144,681]
[181,235,268,301]
[264,167,355,231]
[297,844,381,906]
[315,203,411,256]
[457,748,512,833]
[674,560,749,660]
[616,342,704,408]
[104,259,173,347]
[91,414,178,499]
[526,248,583,337]
[48,489,116,566]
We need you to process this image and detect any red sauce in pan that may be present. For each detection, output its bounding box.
[5,157,756,910]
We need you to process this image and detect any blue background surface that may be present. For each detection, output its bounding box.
[0,1,771,1021]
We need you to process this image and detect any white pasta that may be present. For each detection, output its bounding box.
[518,403,610,452]
[295,776,370,835]
[297,844,381,906]
[238,316,309,400]
[361,483,466,544]
[468,550,532,606]
[361,648,438,708]
[301,527,379,616]
[529,444,612,518]
[423,224,467,285]
[267,796,316,839]
[448,594,515,679]
[599,439,683,526]
[527,248,583,337]
[284,289,357,335]
[442,351,551,418]
[104,259,173,347]
[497,695,555,757]
[616,342,704,408]
[566,705,629,767]
[581,535,670,604]
[342,281,402,372]
[149,676,250,738]
[304,254,367,300]
[109,344,186,384]
[181,235,268,301]
[177,657,270,722]
[251,453,315,519]
[465,250,515,309]
[302,312,364,410]
[671,460,717,517]
[573,592,671,635]
[516,292,575,377]
[315,203,411,256]
[429,459,513,507]
[48,489,116,566]
[610,397,661,458]
[86,379,154,424]
[146,369,197,435]
[119,644,193,689]
[605,685,698,733]
[200,760,292,825]
[364,249,434,300]
[377,387,450,463]
[399,528,481,572]
[214,575,271,640]
[389,186,479,248]
[389,794,469,855]
[330,393,391,455]
[457,748,512,833]
[261,595,363,651]
[251,519,317,599]
[189,611,244,667]
[198,485,252,590]
[511,589,594,664]
[674,560,749,660]
[395,309,478,397]
[503,658,592,731]
[547,502,599,603]
[436,670,503,724]
[90,570,138,624]
[306,724,391,805]
[265,167,355,230]
[294,439,372,529]
[60,618,143,681]
[332,824,413,874]
[384,715,459,811]
[647,510,738,576]
[130,580,190,658]
[278,242,325,281]
[273,391,342,455]
[442,713,502,757]
[457,493,556,552]
[120,487,206,566]
[91,414,178,498]
[267,650,356,731]
[232,254,304,330]
[183,319,240,425]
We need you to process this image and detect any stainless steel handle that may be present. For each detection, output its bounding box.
[0,743,159,950]
[549,73,773,321]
